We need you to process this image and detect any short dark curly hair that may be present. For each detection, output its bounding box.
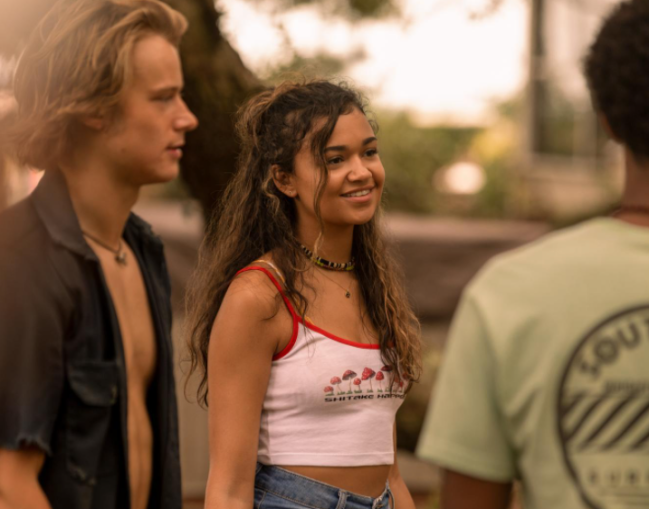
[584,0,649,160]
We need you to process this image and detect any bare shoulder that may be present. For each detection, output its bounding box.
[210,266,291,357]
[224,268,282,318]
[213,264,288,333]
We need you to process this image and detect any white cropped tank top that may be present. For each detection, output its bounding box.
[237,265,407,467]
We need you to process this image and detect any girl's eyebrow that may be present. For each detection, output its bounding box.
[324,137,377,153]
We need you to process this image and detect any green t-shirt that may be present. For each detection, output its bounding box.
[417,218,649,509]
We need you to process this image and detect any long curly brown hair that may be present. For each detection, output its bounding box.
[185,80,421,406]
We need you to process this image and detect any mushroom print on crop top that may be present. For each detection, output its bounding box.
[236,265,407,467]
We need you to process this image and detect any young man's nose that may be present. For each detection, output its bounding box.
[175,101,199,132]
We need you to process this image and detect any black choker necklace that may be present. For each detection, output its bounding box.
[300,245,355,271]
[612,205,649,217]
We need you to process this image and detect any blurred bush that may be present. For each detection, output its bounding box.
[376,98,522,219]
[377,111,480,214]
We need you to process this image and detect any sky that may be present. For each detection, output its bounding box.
[217,0,529,125]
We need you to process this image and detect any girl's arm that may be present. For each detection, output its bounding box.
[388,423,416,509]
[203,271,291,509]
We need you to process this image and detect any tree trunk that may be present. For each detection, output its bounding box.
[163,0,264,222]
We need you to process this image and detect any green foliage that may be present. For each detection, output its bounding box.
[370,96,528,219]
[348,0,398,18]
[263,52,350,84]
[536,83,576,156]
[252,0,399,19]
[474,159,510,217]
[495,94,524,121]
[375,111,480,213]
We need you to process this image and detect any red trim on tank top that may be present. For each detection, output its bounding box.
[235,266,298,360]
[298,318,380,350]
[235,266,381,357]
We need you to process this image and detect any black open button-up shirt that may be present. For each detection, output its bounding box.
[0,171,181,509]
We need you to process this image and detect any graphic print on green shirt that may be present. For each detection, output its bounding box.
[558,305,649,509]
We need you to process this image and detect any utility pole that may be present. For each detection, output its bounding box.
[529,0,545,154]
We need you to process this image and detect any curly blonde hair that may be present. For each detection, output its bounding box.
[11,0,187,170]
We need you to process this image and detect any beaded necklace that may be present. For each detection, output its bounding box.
[300,245,355,271]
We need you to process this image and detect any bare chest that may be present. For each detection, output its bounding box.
[97,249,157,386]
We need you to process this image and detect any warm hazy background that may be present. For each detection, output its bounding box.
[0,1,627,507]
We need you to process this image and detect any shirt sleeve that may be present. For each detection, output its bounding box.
[0,247,67,455]
[416,287,517,482]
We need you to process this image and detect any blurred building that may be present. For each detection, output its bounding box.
[521,0,623,220]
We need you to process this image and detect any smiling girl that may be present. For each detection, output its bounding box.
[186,80,422,509]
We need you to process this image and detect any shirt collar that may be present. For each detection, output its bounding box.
[31,170,163,259]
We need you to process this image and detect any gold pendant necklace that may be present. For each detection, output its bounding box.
[317,268,353,298]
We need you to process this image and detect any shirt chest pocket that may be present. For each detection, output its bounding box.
[65,360,119,486]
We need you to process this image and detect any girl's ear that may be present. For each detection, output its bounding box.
[272,164,297,198]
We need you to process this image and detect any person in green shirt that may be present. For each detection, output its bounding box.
[417,1,649,508]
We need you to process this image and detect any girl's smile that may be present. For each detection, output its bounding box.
[289,108,385,230]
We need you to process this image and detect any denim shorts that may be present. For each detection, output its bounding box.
[254,463,395,509]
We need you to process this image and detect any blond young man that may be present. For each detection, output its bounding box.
[0,1,197,509]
